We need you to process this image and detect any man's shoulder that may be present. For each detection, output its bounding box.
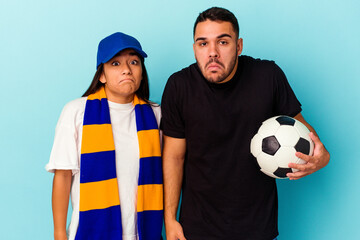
[241,55,277,68]
[162,63,200,102]
[168,63,199,82]
[240,55,283,78]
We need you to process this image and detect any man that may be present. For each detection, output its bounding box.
[161,7,330,240]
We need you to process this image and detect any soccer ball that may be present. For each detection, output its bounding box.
[250,115,314,179]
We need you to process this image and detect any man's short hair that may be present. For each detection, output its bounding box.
[193,7,240,38]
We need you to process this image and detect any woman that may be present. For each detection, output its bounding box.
[46,32,163,240]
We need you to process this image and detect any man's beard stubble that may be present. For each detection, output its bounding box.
[197,53,238,84]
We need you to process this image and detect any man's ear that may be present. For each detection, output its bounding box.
[237,38,243,56]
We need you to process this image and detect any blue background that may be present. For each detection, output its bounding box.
[0,0,359,239]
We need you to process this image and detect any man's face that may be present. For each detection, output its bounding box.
[193,20,243,84]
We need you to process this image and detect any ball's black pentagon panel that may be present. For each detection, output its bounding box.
[276,116,295,126]
[262,136,280,156]
[274,167,292,178]
[295,137,311,155]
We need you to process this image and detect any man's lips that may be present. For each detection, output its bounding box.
[205,59,224,71]
[207,63,222,71]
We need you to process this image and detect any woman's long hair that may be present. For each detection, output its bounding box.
[82,53,151,104]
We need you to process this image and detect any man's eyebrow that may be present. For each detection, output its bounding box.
[195,37,206,42]
[195,34,232,42]
[217,34,232,39]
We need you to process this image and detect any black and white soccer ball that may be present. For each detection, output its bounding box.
[250,115,314,179]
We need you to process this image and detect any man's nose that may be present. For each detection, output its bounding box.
[208,43,219,58]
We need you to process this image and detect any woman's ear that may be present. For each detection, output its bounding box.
[99,72,106,84]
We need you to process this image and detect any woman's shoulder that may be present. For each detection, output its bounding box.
[57,97,87,127]
[150,102,161,113]
[63,97,87,110]
[150,102,161,124]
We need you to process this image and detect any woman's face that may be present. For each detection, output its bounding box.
[100,48,142,103]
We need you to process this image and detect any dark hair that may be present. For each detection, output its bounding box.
[193,7,239,38]
[82,52,151,104]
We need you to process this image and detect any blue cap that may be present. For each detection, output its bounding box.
[96,32,147,69]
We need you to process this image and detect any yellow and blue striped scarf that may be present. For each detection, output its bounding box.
[75,87,163,240]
